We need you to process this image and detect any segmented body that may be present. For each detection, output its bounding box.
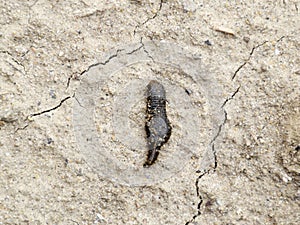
[144,80,172,167]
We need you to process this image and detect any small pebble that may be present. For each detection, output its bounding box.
[185,88,193,95]
[46,137,54,144]
[282,173,292,183]
[49,90,56,99]
[204,40,212,46]
[243,37,250,43]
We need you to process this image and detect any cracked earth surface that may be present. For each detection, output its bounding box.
[0,0,299,224]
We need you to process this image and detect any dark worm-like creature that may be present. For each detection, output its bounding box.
[144,80,172,167]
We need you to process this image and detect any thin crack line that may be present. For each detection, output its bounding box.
[133,0,163,35]
[210,109,228,145]
[186,85,238,224]
[28,0,39,8]
[69,49,124,88]
[221,86,240,108]
[74,94,86,109]
[185,171,205,225]
[276,35,285,43]
[1,50,26,74]
[30,95,72,117]
[15,124,29,133]
[66,72,80,89]
[70,42,146,88]
[211,144,218,170]
[79,49,124,76]
[0,50,9,54]
[66,75,72,88]
[188,36,285,223]
[126,44,144,55]
[232,41,267,80]
[232,35,286,80]
[126,38,144,55]
[140,38,155,62]
[143,47,154,61]
[186,109,228,224]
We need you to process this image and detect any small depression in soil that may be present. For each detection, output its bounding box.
[73,41,222,186]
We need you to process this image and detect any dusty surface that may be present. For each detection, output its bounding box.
[0,0,299,224]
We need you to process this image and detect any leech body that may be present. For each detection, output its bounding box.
[144,80,171,167]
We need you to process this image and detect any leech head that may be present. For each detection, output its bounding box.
[146,80,166,98]
[144,80,171,167]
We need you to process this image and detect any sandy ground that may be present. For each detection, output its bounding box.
[0,0,299,224]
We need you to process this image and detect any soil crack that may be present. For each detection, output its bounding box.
[232,41,268,80]
[67,49,126,88]
[230,35,287,80]
[79,49,124,76]
[186,85,240,224]
[68,41,146,88]
[126,38,144,55]
[1,50,26,74]
[140,38,155,61]
[221,86,241,108]
[30,95,73,117]
[187,34,285,222]
[133,0,163,35]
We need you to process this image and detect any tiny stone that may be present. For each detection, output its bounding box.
[282,173,292,183]
[46,137,54,144]
[204,40,212,46]
[260,64,268,72]
[182,0,198,12]
[185,88,193,95]
[243,37,250,43]
[49,90,56,99]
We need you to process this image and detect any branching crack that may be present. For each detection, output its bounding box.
[126,38,144,55]
[15,124,29,133]
[186,85,239,224]
[188,36,285,223]
[30,95,73,117]
[133,0,163,35]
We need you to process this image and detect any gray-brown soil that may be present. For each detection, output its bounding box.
[0,0,299,224]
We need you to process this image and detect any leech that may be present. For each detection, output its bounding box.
[144,80,172,167]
